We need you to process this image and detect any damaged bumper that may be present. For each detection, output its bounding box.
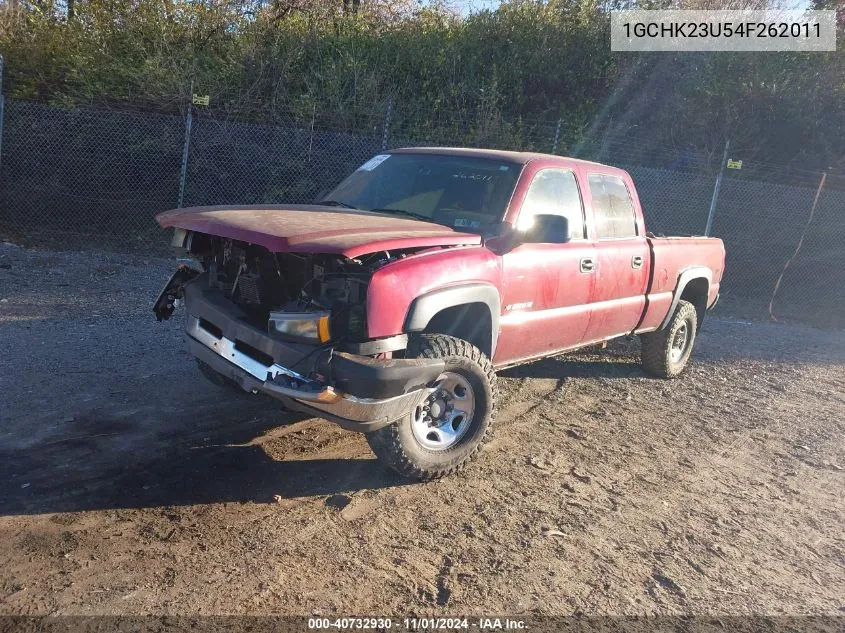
[181,275,444,432]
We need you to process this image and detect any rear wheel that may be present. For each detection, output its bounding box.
[365,334,496,481]
[640,299,698,378]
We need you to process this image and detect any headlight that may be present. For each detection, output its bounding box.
[268,312,331,343]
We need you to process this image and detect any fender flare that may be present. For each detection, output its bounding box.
[659,266,713,330]
[404,283,501,357]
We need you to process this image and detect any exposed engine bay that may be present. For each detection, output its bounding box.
[170,231,413,343]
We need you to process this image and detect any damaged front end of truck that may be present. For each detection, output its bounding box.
[153,227,446,432]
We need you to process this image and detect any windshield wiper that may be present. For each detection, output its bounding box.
[368,208,433,223]
[318,199,358,209]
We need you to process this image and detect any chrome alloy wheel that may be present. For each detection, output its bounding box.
[410,372,476,451]
[670,322,691,363]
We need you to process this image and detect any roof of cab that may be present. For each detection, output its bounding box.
[388,146,622,173]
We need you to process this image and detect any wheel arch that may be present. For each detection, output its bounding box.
[660,267,712,330]
[403,284,500,359]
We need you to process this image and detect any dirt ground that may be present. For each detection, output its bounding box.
[1,242,844,617]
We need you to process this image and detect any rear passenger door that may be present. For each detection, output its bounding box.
[583,172,650,342]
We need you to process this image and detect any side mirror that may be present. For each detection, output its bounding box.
[518,214,570,244]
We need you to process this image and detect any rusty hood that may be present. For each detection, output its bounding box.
[157,204,482,259]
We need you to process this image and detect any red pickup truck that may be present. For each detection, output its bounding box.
[154,148,725,480]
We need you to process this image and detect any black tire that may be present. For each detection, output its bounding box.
[365,334,496,481]
[640,299,698,378]
[195,358,251,395]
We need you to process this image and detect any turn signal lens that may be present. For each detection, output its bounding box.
[317,315,331,343]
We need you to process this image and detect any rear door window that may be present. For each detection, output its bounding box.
[588,174,637,239]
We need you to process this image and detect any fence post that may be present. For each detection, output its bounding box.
[704,139,730,236]
[381,96,393,151]
[0,56,5,175]
[551,119,562,154]
[307,104,316,162]
[177,104,193,208]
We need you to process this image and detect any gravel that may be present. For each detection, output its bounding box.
[1,243,843,616]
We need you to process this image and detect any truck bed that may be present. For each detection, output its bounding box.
[637,235,725,332]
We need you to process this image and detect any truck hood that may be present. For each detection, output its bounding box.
[157,204,482,258]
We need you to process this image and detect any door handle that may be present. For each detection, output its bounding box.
[632,255,644,269]
[580,257,595,273]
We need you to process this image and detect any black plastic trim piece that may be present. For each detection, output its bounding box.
[659,267,713,330]
[153,266,200,322]
[708,293,720,310]
[327,353,445,400]
[403,283,501,356]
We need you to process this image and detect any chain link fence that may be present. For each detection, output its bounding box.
[0,100,184,247]
[0,97,842,327]
[184,114,385,208]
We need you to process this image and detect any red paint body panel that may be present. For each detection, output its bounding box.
[495,241,595,364]
[586,238,650,341]
[637,236,726,332]
[366,154,723,367]
[157,205,482,259]
[366,246,501,338]
[158,149,725,370]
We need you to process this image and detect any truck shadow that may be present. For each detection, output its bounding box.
[5,319,843,518]
[0,346,660,518]
[0,406,408,517]
[499,355,645,380]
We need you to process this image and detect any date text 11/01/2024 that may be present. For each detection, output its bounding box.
[307,618,527,630]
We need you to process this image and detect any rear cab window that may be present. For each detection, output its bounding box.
[588,173,638,240]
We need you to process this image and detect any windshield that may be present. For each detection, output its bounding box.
[323,153,521,233]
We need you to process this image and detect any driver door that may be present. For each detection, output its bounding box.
[495,168,596,365]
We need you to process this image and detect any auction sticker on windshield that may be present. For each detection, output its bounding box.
[358,154,391,171]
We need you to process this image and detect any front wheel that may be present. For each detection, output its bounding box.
[365,334,496,481]
[640,299,698,378]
